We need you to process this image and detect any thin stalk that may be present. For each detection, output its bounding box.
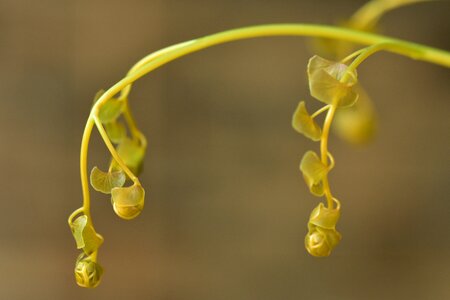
[80,118,95,219]
[350,0,433,30]
[113,24,450,103]
[320,43,395,209]
[320,104,338,208]
[311,105,331,119]
[78,22,450,230]
[92,115,138,183]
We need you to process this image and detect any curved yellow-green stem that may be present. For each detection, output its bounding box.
[320,42,399,208]
[79,23,450,229]
[350,0,434,30]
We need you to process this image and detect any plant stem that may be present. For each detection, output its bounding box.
[311,105,331,119]
[122,99,140,139]
[320,43,396,209]
[350,0,433,30]
[320,104,338,209]
[93,115,138,182]
[80,118,95,219]
[77,22,450,222]
[116,24,450,102]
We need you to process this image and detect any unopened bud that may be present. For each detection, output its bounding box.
[74,254,103,288]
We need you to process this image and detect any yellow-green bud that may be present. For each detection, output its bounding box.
[112,201,144,220]
[305,202,341,257]
[111,183,145,220]
[74,255,103,288]
[305,226,341,257]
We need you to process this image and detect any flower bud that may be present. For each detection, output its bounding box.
[74,254,103,288]
[305,201,342,257]
[112,201,144,220]
[305,226,341,257]
[111,183,145,220]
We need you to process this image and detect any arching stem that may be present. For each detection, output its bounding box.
[72,22,450,244]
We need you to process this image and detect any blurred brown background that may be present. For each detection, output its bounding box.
[0,0,449,299]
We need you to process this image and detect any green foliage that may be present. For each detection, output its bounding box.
[105,121,127,144]
[307,55,359,107]
[292,101,322,141]
[90,166,126,194]
[68,0,450,286]
[70,215,103,255]
[300,151,329,196]
[98,98,124,124]
[113,138,146,175]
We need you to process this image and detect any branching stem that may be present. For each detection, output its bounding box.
[75,22,450,240]
[320,43,399,209]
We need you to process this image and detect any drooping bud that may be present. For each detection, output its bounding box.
[305,201,341,257]
[74,254,103,288]
[111,183,145,220]
[305,226,341,257]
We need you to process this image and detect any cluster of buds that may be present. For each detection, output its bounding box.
[292,52,373,257]
[68,89,147,287]
[69,213,104,287]
[90,90,147,220]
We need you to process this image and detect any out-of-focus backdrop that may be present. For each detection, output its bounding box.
[0,0,449,299]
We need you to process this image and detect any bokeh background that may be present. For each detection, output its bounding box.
[0,0,449,299]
